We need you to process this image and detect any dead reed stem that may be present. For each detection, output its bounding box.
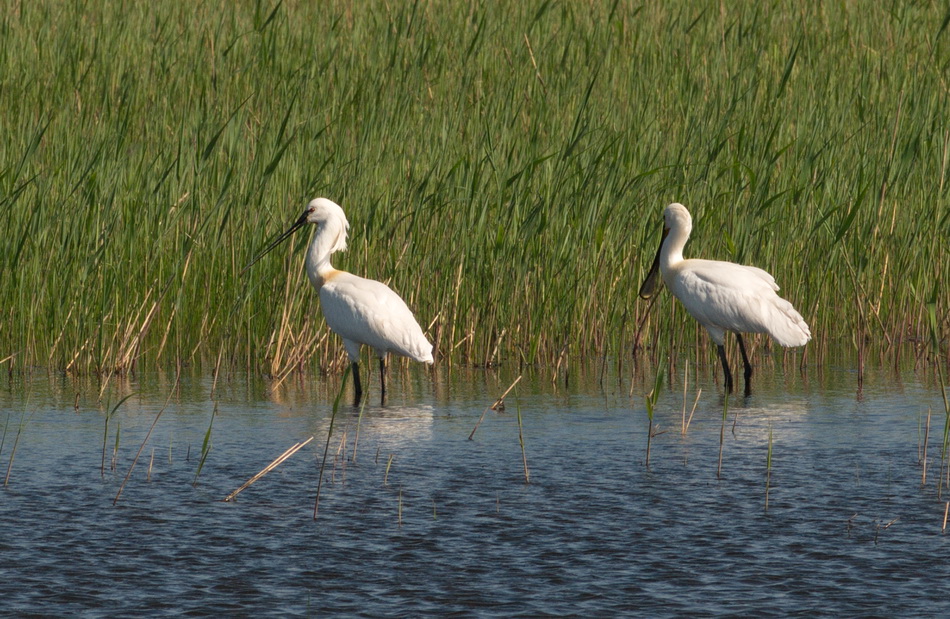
[468,375,522,440]
[224,436,314,502]
[685,389,701,434]
[384,454,395,485]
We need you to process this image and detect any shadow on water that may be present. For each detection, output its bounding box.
[1,360,949,616]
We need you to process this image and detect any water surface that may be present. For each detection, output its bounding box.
[1,363,948,616]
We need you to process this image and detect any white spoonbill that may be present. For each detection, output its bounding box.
[245,198,433,404]
[638,203,810,395]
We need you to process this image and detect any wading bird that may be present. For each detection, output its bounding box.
[245,198,433,405]
[638,203,810,395]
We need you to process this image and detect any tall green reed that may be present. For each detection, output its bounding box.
[0,1,947,377]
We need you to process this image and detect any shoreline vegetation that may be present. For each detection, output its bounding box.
[1,2,948,381]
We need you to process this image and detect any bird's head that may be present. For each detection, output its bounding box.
[663,202,692,235]
[304,198,350,253]
[242,197,350,273]
[639,202,692,300]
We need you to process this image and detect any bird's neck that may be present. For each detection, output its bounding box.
[305,224,346,289]
[660,227,688,272]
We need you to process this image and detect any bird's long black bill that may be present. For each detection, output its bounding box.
[241,211,309,274]
[638,227,668,299]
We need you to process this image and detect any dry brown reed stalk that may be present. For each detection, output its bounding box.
[523,33,547,94]
[468,375,523,440]
[943,502,949,533]
[383,454,395,485]
[114,368,181,505]
[685,389,701,434]
[224,436,315,502]
[270,328,325,391]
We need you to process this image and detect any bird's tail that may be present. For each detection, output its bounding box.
[767,297,812,348]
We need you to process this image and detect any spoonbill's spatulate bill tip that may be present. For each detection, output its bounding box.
[640,202,811,395]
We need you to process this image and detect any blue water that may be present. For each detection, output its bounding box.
[1,362,948,616]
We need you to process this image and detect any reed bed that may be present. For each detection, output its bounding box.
[1,1,948,378]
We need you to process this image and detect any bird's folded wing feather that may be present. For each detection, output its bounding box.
[320,274,432,361]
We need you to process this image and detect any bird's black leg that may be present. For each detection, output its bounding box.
[379,357,387,405]
[735,333,753,396]
[717,344,734,393]
[351,361,363,406]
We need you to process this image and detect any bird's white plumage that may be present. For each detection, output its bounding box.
[299,198,434,365]
[649,202,810,348]
[244,197,432,403]
[320,272,434,363]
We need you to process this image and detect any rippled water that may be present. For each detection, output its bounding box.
[1,362,949,616]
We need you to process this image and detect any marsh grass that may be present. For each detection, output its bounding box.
[351,395,369,463]
[644,367,663,469]
[101,393,134,478]
[192,402,217,487]
[515,392,530,484]
[718,392,730,479]
[397,487,403,527]
[922,407,932,487]
[0,414,8,461]
[114,370,179,505]
[3,409,34,487]
[0,1,948,378]
[314,366,349,518]
[332,429,348,484]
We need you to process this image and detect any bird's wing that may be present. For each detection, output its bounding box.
[669,260,792,342]
[320,273,433,362]
[686,259,779,291]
